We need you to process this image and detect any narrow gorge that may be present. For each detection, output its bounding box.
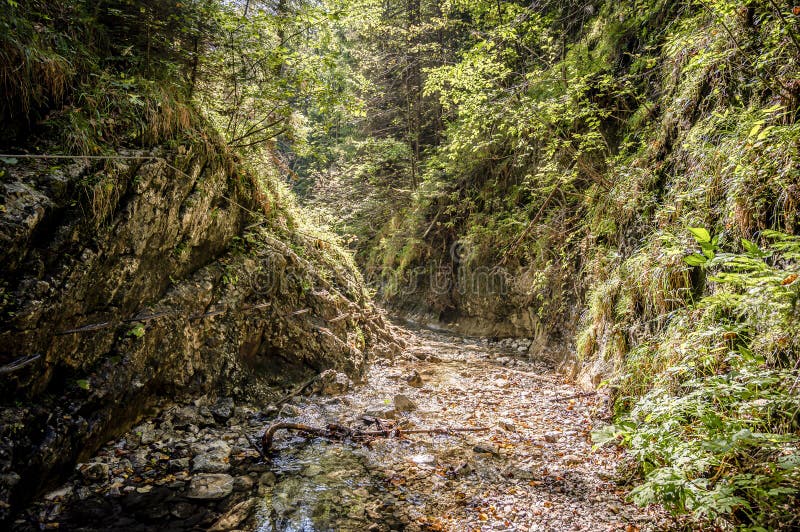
[1,0,799,530]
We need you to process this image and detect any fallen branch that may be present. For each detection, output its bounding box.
[261,422,346,455]
[0,354,41,375]
[552,391,597,403]
[189,307,227,321]
[272,374,320,409]
[56,321,114,335]
[244,431,269,461]
[261,422,489,456]
[123,311,173,323]
[327,313,350,323]
[243,302,271,312]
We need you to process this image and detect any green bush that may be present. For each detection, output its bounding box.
[595,230,800,529]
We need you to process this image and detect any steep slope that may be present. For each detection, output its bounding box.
[0,1,399,521]
[304,0,800,527]
[327,0,800,380]
[0,120,399,525]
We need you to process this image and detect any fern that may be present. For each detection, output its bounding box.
[595,231,800,529]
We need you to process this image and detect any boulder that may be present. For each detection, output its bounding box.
[364,404,397,419]
[191,441,231,473]
[185,474,234,500]
[209,498,256,531]
[405,370,424,388]
[233,475,255,492]
[78,462,109,482]
[393,394,417,412]
[210,398,235,422]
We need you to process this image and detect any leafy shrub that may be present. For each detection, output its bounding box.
[595,230,800,529]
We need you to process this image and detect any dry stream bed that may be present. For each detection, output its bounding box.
[16,327,680,531]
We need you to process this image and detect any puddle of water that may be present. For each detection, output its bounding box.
[255,440,399,532]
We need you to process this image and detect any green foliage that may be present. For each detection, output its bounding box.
[597,233,800,529]
[7,0,800,526]
[222,270,239,287]
[0,0,218,136]
[684,227,721,266]
[127,324,146,339]
[198,0,359,156]
[326,3,800,526]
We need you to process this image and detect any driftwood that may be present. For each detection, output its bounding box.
[261,421,489,456]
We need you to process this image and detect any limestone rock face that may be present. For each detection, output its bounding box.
[0,144,399,521]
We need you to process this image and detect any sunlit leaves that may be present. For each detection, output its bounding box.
[195,0,364,156]
[688,227,711,244]
[684,253,708,266]
[614,234,800,526]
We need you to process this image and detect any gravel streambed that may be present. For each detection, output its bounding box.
[15,327,681,531]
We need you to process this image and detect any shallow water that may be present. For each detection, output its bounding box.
[256,442,385,531]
